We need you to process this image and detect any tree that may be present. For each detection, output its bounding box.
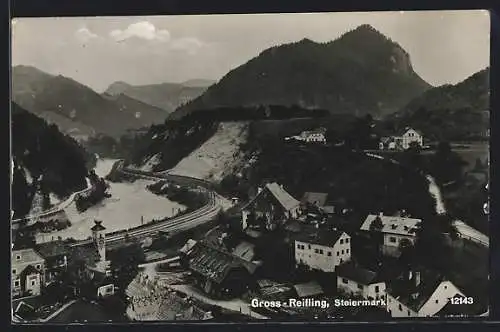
[369,216,384,231]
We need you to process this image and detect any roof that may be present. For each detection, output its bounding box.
[360,214,421,236]
[321,206,335,214]
[36,241,69,259]
[188,242,257,284]
[23,264,40,276]
[293,281,324,298]
[397,127,423,137]
[265,183,301,212]
[91,220,106,231]
[12,249,44,265]
[302,192,328,207]
[295,230,346,247]
[435,297,479,317]
[387,270,445,312]
[336,263,379,285]
[179,239,198,255]
[231,241,255,261]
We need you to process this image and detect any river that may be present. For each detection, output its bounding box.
[36,158,186,242]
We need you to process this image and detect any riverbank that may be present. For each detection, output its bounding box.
[35,158,186,242]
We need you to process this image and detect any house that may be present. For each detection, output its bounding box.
[241,182,301,231]
[294,230,351,272]
[12,249,46,298]
[386,269,466,317]
[288,127,327,144]
[379,127,423,150]
[35,240,69,285]
[336,262,386,301]
[188,241,258,299]
[360,213,421,257]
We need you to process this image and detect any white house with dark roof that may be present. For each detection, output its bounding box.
[336,262,386,301]
[294,230,351,272]
[11,249,46,298]
[379,127,423,150]
[360,213,422,257]
[386,269,466,317]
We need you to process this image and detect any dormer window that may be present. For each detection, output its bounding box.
[16,255,21,261]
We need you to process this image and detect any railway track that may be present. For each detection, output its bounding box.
[70,160,222,247]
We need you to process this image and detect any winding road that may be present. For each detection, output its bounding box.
[364,150,489,247]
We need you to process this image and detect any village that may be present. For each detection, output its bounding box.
[11,125,489,321]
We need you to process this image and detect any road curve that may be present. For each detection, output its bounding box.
[71,160,223,246]
[362,150,489,247]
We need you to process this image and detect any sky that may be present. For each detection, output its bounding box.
[11,10,490,92]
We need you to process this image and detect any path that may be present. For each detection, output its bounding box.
[169,284,268,319]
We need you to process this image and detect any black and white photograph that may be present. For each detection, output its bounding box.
[10,10,490,322]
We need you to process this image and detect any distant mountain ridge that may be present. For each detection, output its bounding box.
[104,79,214,113]
[12,65,169,139]
[386,67,490,141]
[170,24,431,120]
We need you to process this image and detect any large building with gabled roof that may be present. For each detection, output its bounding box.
[187,241,259,299]
[241,182,301,231]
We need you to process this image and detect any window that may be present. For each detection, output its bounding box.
[341,250,344,254]
[319,249,324,254]
[342,278,348,284]
[337,252,340,256]
[399,304,403,311]
[314,249,319,254]
[327,252,332,257]
[435,299,439,304]
[346,249,350,254]
[36,264,41,269]
[31,281,35,286]
[408,311,411,316]
[16,255,21,261]
[297,244,301,249]
[375,286,380,293]
[340,239,344,244]
[358,284,363,290]
[14,280,20,287]
[345,238,349,243]
[444,285,448,290]
[389,237,397,243]
[308,245,311,249]
[12,269,16,275]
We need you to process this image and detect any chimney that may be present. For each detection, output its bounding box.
[379,212,384,218]
[257,187,263,194]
